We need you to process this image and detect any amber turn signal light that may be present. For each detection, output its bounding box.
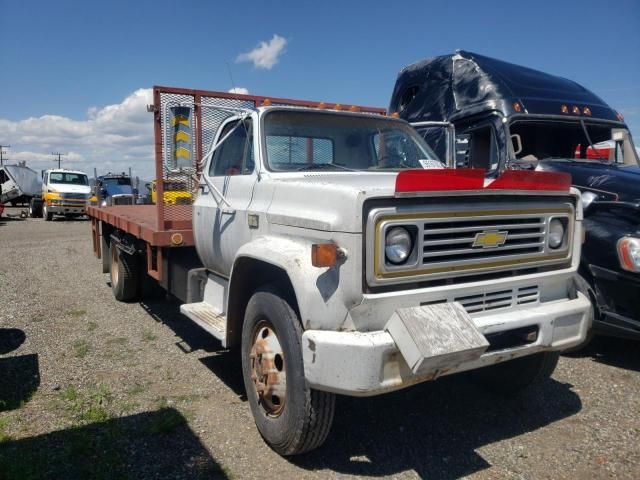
[312,243,338,267]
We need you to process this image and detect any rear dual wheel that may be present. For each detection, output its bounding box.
[241,287,335,455]
[109,243,140,302]
[29,199,42,218]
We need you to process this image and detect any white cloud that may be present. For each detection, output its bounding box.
[0,88,155,179]
[236,34,287,70]
[228,87,250,95]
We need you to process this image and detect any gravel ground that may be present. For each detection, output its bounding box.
[0,206,639,479]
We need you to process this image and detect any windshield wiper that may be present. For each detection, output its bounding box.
[297,163,356,172]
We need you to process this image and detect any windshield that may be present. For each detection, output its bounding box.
[49,172,89,186]
[263,110,441,172]
[509,120,640,166]
[102,177,131,186]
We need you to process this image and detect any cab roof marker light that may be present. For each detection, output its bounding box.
[616,111,625,122]
[583,107,592,116]
[513,102,522,113]
[561,105,569,114]
[572,105,581,115]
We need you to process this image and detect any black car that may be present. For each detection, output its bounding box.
[391,50,640,342]
[539,161,640,341]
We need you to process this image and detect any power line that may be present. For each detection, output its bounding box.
[0,145,9,166]
[51,152,67,169]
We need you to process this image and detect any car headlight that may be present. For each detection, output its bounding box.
[617,237,640,273]
[548,218,566,249]
[385,227,413,264]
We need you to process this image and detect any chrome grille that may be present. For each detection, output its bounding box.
[422,215,546,264]
[61,193,89,200]
[455,285,540,314]
[367,203,574,286]
[111,195,134,206]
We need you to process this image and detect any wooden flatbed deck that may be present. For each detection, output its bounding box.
[87,205,194,247]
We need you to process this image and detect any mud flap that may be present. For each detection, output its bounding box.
[385,302,489,376]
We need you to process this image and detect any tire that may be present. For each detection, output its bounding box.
[109,242,140,302]
[470,351,560,395]
[29,199,42,218]
[101,234,110,274]
[241,287,335,455]
[43,204,53,221]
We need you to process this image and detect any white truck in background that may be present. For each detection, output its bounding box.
[37,169,94,220]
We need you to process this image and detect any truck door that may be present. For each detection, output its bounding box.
[411,121,455,167]
[194,117,257,277]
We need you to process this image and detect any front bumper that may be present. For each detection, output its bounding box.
[47,204,87,214]
[302,292,591,396]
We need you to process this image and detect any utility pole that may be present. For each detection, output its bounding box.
[0,144,9,166]
[51,152,66,169]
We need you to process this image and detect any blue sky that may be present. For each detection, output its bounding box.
[0,0,638,177]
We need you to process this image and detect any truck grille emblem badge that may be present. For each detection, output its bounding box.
[472,230,508,248]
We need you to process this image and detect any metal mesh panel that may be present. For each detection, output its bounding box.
[153,86,385,231]
[200,97,255,157]
[157,92,257,228]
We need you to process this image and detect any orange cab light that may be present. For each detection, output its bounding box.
[561,105,569,114]
[262,98,272,106]
[572,105,581,115]
[334,103,342,110]
[318,102,326,109]
[583,107,592,116]
[390,112,400,118]
[617,111,625,122]
[312,243,338,268]
[513,102,522,113]
[349,105,360,112]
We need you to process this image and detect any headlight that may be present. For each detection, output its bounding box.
[617,237,640,272]
[385,227,413,264]
[548,218,565,249]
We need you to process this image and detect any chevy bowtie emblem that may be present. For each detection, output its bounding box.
[473,230,508,248]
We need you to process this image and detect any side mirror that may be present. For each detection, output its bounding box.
[581,191,598,213]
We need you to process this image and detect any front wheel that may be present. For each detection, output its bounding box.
[241,287,335,455]
[43,204,53,221]
[470,351,560,395]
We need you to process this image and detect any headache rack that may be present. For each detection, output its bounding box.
[153,86,386,238]
[88,86,385,262]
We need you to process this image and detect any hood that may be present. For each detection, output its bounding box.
[104,184,134,196]
[538,160,640,202]
[265,172,397,233]
[49,183,92,194]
